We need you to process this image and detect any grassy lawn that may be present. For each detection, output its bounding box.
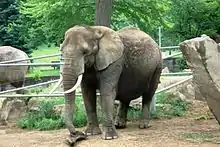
[31,44,60,63]
[26,44,60,77]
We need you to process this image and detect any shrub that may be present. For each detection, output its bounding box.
[175,57,188,71]
[18,92,191,131]
[151,92,191,119]
[17,97,87,130]
[17,100,65,130]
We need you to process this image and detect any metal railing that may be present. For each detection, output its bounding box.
[0,76,193,98]
[0,63,64,67]
[0,79,60,94]
[0,53,61,64]
[0,45,192,101]
[0,52,182,67]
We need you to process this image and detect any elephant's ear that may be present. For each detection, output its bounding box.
[93,28,124,71]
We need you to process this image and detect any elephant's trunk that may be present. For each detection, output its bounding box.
[62,67,78,134]
[61,57,84,134]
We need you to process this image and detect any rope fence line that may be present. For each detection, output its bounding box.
[0,76,193,98]
[0,79,59,94]
[0,63,64,67]
[0,53,61,64]
[0,46,179,64]
[160,46,179,50]
[0,45,192,99]
[0,51,181,67]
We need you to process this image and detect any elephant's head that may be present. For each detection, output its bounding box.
[51,25,124,93]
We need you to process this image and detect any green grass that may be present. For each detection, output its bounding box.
[31,44,60,63]
[26,69,60,78]
[17,92,191,131]
[182,132,218,143]
[17,96,87,130]
[127,92,191,121]
[150,92,191,119]
[26,44,60,78]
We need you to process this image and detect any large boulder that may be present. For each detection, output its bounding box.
[0,46,30,91]
[0,98,26,124]
[0,98,41,124]
[179,35,220,124]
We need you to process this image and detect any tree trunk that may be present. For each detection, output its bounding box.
[95,0,113,27]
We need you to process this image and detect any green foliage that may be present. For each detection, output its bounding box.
[17,100,65,130]
[2,0,220,51]
[175,57,188,71]
[182,132,218,143]
[125,92,191,121]
[25,44,60,78]
[19,0,169,45]
[17,96,87,130]
[151,92,191,119]
[0,0,33,54]
[112,0,169,39]
[18,91,191,131]
[168,0,220,41]
[26,69,60,78]
[21,0,95,45]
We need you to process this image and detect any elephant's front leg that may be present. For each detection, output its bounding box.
[100,88,118,139]
[81,78,101,136]
[99,63,122,140]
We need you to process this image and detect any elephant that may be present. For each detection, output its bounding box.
[0,46,30,93]
[53,25,162,145]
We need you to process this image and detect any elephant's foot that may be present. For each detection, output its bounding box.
[139,119,151,129]
[114,117,127,129]
[64,131,87,147]
[102,126,118,140]
[84,124,101,136]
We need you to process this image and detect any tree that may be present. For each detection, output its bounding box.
[20,0,168,45]
[95,0,113,27]
[168,0,220,40]
[0,0,32,54]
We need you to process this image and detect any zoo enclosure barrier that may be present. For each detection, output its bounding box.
[0,45,193,99]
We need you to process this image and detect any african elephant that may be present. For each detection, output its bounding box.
[0,46,29,93]
[54,25,162,144]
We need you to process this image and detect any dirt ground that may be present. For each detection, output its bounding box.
[1,100,220,147]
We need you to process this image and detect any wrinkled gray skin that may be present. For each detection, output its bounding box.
[0,46,29,93]
[61,25,162,144]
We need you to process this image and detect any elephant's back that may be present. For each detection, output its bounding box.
[118,27,162,74]
[116,28,162,101]
[0,46,29,61]
[0,46,29,84]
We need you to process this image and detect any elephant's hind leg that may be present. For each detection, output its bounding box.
[115,100,130,129]
[139,66,162,129]
[81,78,101,136]
[139,95,151,129]
[11,80,25,94]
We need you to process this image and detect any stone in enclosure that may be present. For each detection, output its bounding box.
[0,98,41,124]
[0,46,30,92]
[162,67,170,73]
[0,99,26,124]
[179,35,220,124]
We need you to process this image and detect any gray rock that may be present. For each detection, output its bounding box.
[179,35,220,124]
[53,104,65,117]
[0,46,30,92]
[162,67,170,73]
[0,99,26,123]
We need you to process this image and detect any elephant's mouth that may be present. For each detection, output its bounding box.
[49,74,83,94]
